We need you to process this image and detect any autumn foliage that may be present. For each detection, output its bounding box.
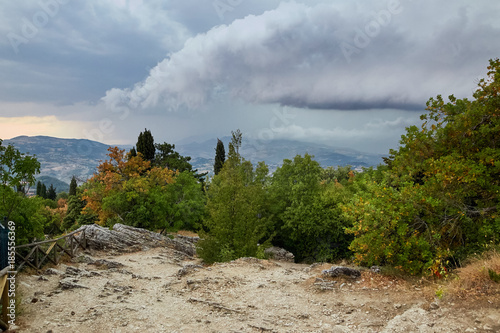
[82,147,205,231]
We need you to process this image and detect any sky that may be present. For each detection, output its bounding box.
[0,0,499,154]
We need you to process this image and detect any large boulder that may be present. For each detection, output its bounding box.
[264,247,295,262]
[74,224,196,256]
[322,266,361,279]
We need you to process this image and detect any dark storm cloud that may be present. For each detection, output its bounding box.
[0,1,188,106]
[103,1,500,112]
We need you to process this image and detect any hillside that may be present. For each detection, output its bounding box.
[5,136,111,185]
[179,137,385,176]
[4,136,384,186]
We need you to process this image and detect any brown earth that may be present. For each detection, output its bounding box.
[14,247,500,333]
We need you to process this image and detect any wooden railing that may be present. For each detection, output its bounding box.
[0,267,10,330]
[14,228,87,273]
[0,227,88,330]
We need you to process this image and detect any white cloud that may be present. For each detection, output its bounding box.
[103,0,500,112]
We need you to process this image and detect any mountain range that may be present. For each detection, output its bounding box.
[4,135,385,191]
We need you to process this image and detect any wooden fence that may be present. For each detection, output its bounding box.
[0,228,88,330]
[14,228,87,273]
[0,267,10,330]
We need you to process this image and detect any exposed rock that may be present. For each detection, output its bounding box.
[59,278,89,290]
[177,264,204,277]
[65,266,84,276]
[264,247,295,262]
[75,224,168,252]
[322,266,361,279]
[65,266,102,277]
[382,306,434,333]
[44,268,65,276]
[169,238,196,257]
[174,235,200,244]
[429,302,440,310]
[90,259,125,269]
[75,223,196,256]
[72,254,96,264]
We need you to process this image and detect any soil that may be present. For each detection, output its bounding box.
[14,246,500,333]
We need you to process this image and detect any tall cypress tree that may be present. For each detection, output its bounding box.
[41,183,47,199]
[47,184,57,201]
[136,129,155,162]
[36,181,42,196]
[214,138,225,175]
[129,146,137,158]
[69,176,78,196]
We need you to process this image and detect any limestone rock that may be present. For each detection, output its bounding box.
[177,264,204,277]
[74,223,196,256]
[322,266,361,279]
[59,277,89,290]
[264,247,295,262]
[44,268,65,276]
[90,259,125,269]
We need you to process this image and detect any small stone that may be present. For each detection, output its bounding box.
[59,278,89,290]
[429,302,440,310]
[71,311,75,316]
[44,268,65,275]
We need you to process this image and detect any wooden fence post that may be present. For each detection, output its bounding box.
[0,268,10,329]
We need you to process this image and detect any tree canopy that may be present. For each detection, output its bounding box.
[343,59,500,274]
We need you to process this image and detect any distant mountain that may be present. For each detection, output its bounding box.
[176,137,385,175]
[4,136,385,187]
[5,136,111,185]
[37,176,70,194]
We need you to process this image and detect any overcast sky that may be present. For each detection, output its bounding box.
[1,0,499,154]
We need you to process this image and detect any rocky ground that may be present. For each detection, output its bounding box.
[13,244,500,333]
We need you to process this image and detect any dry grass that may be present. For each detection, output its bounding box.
[175,230,199,237]
[445,250,500,299]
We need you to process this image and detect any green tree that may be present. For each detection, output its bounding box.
[162,170,206,232]
[62,188,97,230]
[129,146,137,158]
[82,147,204,232]
[36,180,42,196]
[214,138,225,175]
[47,184,57,200]
[321,165,355,186]
[269,155,352,262]
[69,176,78,196]
[198,131,271,263]
[0,140,40,217]
[0,140,43,244]
[41,183,47,199]
[136,129,155,162]
[154,142,207,182]
[344,59,500,275]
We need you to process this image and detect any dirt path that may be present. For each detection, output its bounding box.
[15,247,500,333]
